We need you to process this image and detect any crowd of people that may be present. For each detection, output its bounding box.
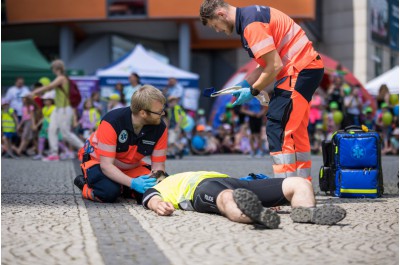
[1,66,399,161]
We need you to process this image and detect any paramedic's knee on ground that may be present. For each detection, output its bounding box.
[282,177,315,208]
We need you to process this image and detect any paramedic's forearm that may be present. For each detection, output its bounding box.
[245,67,263,85]
[100,161,132,187]
[253,51,282,92]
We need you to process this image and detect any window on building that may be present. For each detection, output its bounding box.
[108,0,146,17]
[374,46,383,77]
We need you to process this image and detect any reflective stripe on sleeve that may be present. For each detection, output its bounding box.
[98,142,116,152]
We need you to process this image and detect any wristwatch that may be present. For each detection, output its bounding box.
[250,86,260,96]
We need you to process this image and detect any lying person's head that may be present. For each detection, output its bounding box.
[150,170,168,184]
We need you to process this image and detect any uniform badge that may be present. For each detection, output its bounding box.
[118,130,128,143]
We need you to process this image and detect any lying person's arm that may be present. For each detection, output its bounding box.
[143,188,175,216]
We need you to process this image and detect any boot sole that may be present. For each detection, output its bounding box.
[233,189,280,229]
[290,205,347,225]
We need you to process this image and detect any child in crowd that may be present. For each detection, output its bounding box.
[79,99,100,140]
[196,108,207,126]
[1,98,18,158]
[324,101,342,139]
[12,92,41,156]
[191,125,209,155]
[377,103,393,154]
[234,123,251,155]
[311,123,326,155]
[107,93,125,112]
[32,91,69,160]
[388,128,399,155]
[91,91,103,116]
[204,125,219,154]
[362,106,376,130]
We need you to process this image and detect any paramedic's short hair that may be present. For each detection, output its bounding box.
[130,85,166,114]
[200,0,228,25]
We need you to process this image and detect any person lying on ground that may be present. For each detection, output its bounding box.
[142,171,346,229]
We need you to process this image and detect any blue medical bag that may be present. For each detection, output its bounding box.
[320,125,384,198]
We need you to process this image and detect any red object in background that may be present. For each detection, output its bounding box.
[33,96,43,108]
[319,54,376,112]
[226,53,376,112]
[210,53,377,128]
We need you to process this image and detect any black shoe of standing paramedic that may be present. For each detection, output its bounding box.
[77,85,168,202]
[200,1,324,180]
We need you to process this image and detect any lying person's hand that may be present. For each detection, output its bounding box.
[155,201,175,216]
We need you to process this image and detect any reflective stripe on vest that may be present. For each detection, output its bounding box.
[281,34,310,66]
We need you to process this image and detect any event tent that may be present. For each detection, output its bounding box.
[1,39,53,87]
[96,44,200,110]
[365,66,399,96]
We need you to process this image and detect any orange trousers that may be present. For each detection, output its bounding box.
[267,57,324,178]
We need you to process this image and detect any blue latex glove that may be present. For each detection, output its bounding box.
[232,87,254,107]
[130,175,157,193]
[239,173,270,181]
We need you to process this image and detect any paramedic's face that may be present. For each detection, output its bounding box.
[144,100,165,125]
[208,17,234,36]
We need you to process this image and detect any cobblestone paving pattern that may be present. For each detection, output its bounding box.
[2,155,399,265]
[2,160,103,265]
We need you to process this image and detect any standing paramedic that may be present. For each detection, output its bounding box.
[74,85,168,203]
[200,1,324,179]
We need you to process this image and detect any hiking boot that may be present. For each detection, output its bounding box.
[290,205,347,225]
[74,175,86,191]
[233,188,280,229]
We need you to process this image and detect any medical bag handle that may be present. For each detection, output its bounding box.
[344,125,364,132]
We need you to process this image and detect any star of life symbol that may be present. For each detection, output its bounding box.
[118,130,128,143]
[351,145,365,159]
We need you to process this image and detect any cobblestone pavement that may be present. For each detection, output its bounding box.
[1,155,399,265]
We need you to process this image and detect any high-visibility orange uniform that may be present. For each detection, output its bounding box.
[80,107,168,202]
[236,5,324,178]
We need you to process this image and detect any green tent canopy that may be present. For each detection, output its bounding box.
[1,39,53,87]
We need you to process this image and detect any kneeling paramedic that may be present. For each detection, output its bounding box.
[75,85,168,203]
[142,171,347,229]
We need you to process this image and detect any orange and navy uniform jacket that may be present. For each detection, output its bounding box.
[86,107,167,173]
[235,5,318,81]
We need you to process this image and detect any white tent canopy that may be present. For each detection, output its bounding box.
[365,66,399,95]
[96,44,200,110]
[96,44,198,88]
